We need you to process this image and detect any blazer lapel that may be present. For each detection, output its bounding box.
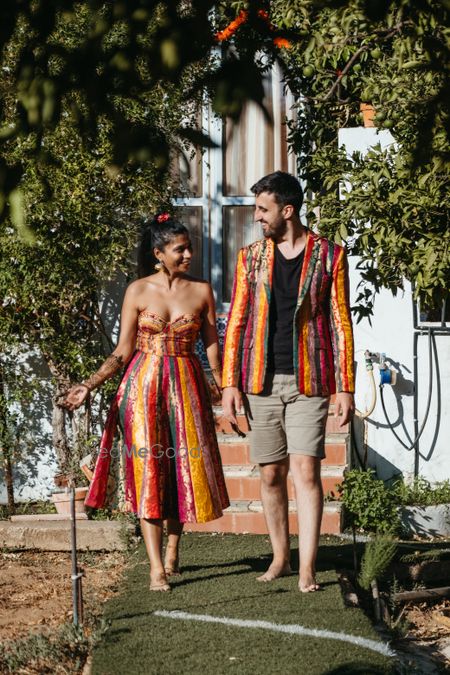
[262,237,275,304]
[296,230,321,310]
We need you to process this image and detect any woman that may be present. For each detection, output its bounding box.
[62,213,229,591]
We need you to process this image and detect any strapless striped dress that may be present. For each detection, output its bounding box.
[85,311,229,522]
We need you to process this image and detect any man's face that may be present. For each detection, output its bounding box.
[254,191,286,239]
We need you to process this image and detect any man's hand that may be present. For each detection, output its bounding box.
[221,386,243,426]
[334,392,355,427]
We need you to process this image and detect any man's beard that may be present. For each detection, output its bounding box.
[262,220,286,239]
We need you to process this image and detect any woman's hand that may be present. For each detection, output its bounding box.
[59,384,90,412]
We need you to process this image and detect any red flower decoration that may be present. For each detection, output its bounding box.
[156,212,170,223]
[215,8,291,49]
[216,10,248,41]
[273,37,291,49]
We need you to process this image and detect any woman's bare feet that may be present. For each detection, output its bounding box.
[256,561,292,582]
[164,544,181,576]
[150,570,171,592]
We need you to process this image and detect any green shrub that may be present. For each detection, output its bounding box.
[340,470,450,535]
[393,477,450,506]
[0,500,57,520]
[339,469,400,534]
[358,535,397,590]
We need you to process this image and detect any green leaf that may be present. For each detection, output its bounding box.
[304,36,316,57]
[339,223,348,240]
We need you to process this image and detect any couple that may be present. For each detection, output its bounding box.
[63,171,355,593]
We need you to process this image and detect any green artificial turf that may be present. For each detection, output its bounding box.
[91,534,397,675]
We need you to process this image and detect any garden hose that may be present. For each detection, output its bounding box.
[350,422,366,469]
[352,351,377,469]
[354,351,377,420]
[379,328,433,453]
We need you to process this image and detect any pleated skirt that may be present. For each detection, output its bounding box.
[85,351,230,522]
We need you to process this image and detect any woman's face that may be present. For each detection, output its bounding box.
[155,234,193,273]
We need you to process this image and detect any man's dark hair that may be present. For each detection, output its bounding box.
[250,171,304,215]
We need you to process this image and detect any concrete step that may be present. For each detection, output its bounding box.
[218,433,348,467]
[184,500,343,535]
[0,519,134,551]
[222,465,344,501]
[11,513,88,521]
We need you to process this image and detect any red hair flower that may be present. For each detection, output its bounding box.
[156,212,170,223]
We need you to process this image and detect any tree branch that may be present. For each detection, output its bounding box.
[322,45,369,101]
[319,24,404,102]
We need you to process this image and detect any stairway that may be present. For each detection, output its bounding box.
[184,397,349,535]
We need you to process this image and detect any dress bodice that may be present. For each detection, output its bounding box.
[136,311,202,356]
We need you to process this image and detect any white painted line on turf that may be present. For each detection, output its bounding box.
[154,610,395,658]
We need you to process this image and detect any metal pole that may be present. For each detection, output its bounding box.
[413,331,419,477]
[70,487,84,626]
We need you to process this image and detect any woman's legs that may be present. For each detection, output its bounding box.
[140,517,170,591]
[164,518,183,575]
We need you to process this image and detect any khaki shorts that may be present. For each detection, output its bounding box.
[244,373,330,464]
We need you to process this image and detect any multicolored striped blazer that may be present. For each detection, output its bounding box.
[222,230,354,396]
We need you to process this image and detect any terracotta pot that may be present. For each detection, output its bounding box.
[360,103,376,128]
[53,473,70,488]
[51,487,89,515]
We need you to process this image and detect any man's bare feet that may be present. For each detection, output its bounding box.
[150,570,171,592]
[299,575,321,592]
[257,562,292,582]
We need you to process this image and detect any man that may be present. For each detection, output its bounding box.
[221,171,354,592]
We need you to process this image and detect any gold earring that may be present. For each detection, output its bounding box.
[155,261,163,271]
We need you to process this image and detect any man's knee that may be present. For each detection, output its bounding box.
[259,461,288,489]
[290,455,321,487]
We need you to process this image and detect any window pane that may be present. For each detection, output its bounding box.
[223,62,296,196]
[418,298,450,324]
[171,146,203,197]
[178,207,203,279]
[222,206,259,302]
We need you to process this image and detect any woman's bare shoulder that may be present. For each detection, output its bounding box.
[184,275,212,297]
[126,275,158,294]
[184,275,210,289]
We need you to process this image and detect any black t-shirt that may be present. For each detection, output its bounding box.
[267,245,305,374]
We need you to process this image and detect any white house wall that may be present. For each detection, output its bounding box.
[0,283,124,506]
[340,127,450,483]
[0,349,57,504]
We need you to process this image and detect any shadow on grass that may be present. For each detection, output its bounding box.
[109,552,341,626]
[150,553,342,590]
[163,566,255,588]
[177,542,363,576]
[316,542,366,572]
